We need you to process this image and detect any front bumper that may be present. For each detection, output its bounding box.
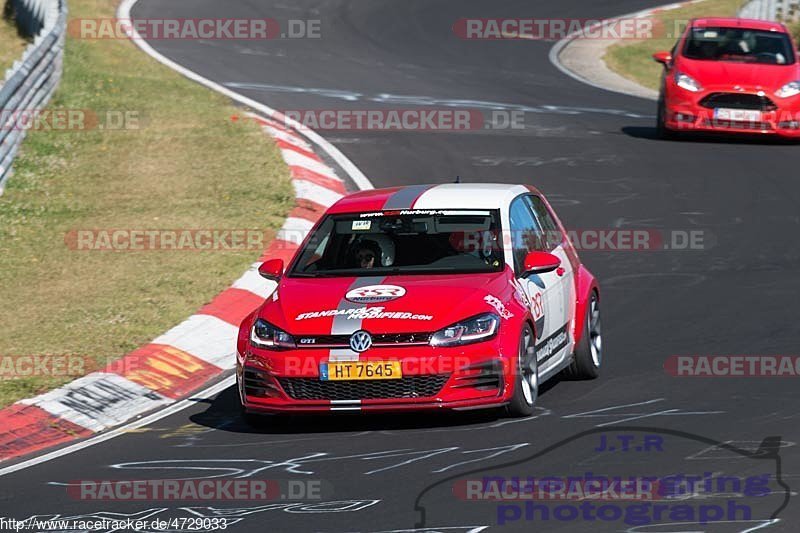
[237,342,517,414]
[662,85,800,137]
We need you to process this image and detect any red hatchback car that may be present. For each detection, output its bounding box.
[654,17,800,137]
[236,184,602,419]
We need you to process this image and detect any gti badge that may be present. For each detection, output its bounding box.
[349,330,373,352]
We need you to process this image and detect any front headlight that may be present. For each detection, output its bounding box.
[430,313,500,347]
[674,72,702,92]
[250,319,296,349]
[775,81,800,98]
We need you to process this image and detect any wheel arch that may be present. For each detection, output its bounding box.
[573,265,600,346]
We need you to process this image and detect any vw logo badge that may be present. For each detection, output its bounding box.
[349,330,372,353]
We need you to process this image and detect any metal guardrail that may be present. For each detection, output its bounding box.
[739,0,800,22]
[0,0,67,195]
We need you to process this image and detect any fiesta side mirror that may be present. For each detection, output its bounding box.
[652,51,673,65]
[258,259,284,281]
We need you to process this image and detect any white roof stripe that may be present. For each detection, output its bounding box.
[412,183,529,209]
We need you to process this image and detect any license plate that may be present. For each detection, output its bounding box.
[714,108,761,122]
[320,361,402,381]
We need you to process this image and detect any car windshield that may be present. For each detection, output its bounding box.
[683,27,795,64]
[289,209,504,277]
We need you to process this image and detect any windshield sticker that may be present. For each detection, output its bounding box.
[484,295,514,319]
[296,307,433,321]
[351,220,372,231]
[345,285,406,303]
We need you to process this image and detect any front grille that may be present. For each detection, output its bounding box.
[277,375,449,400]
[295,332,432,348]
[699,93,777,111]
[702,119,772,130]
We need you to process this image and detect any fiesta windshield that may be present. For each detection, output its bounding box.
[683,27,795,65]
[290,209,504,277]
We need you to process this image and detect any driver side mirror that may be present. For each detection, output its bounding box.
[652,51,673,65]
[522,251,561,276]
[258,259,284,281]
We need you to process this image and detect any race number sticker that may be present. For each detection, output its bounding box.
[352,220,372,231]
[345,285,406,303]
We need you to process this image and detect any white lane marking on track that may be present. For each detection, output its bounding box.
[625,519,781,533]
[562,399,725,427]
[224,82,652,119]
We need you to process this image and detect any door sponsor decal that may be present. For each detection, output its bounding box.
[535,323,569,365]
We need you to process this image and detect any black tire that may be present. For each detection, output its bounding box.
[656,96,677,140]
[506,324,538,417]
[237,371,263,426]
[563,291,602,380]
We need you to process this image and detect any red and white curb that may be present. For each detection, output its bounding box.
[0,113,346,462]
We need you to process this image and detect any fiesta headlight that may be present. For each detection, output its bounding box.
[250,319,296,349]
[430,313,500,347]
[775,81,800,98]
[674,72,702,92]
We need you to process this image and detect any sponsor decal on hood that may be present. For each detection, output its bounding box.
[296,307,433,321]
[345,284,406,303]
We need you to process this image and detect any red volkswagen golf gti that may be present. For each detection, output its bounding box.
[236,184,602,419]
[653,18,800,137]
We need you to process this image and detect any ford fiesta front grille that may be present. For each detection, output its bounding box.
[295,332,432,349]
[276,375,449,400]
[702,119,773,130]
[699,93,777,111]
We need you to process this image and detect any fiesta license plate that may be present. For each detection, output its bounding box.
[714,108,761,122]
[320,361,403,381]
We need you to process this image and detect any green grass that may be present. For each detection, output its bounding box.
[785,20,800,44]
[0,7,30,73]
[604,0,746,90]
[0,0,294,407]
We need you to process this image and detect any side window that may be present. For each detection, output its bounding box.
[508,196,543,275]
[526,195,561,251]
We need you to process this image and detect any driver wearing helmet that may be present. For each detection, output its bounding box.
[351,235,396,269]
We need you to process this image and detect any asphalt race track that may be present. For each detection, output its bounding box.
[2,1,799,531]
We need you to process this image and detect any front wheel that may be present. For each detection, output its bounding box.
[656,96,677,140]
[506,324,539,417]
[563,292,602,380]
